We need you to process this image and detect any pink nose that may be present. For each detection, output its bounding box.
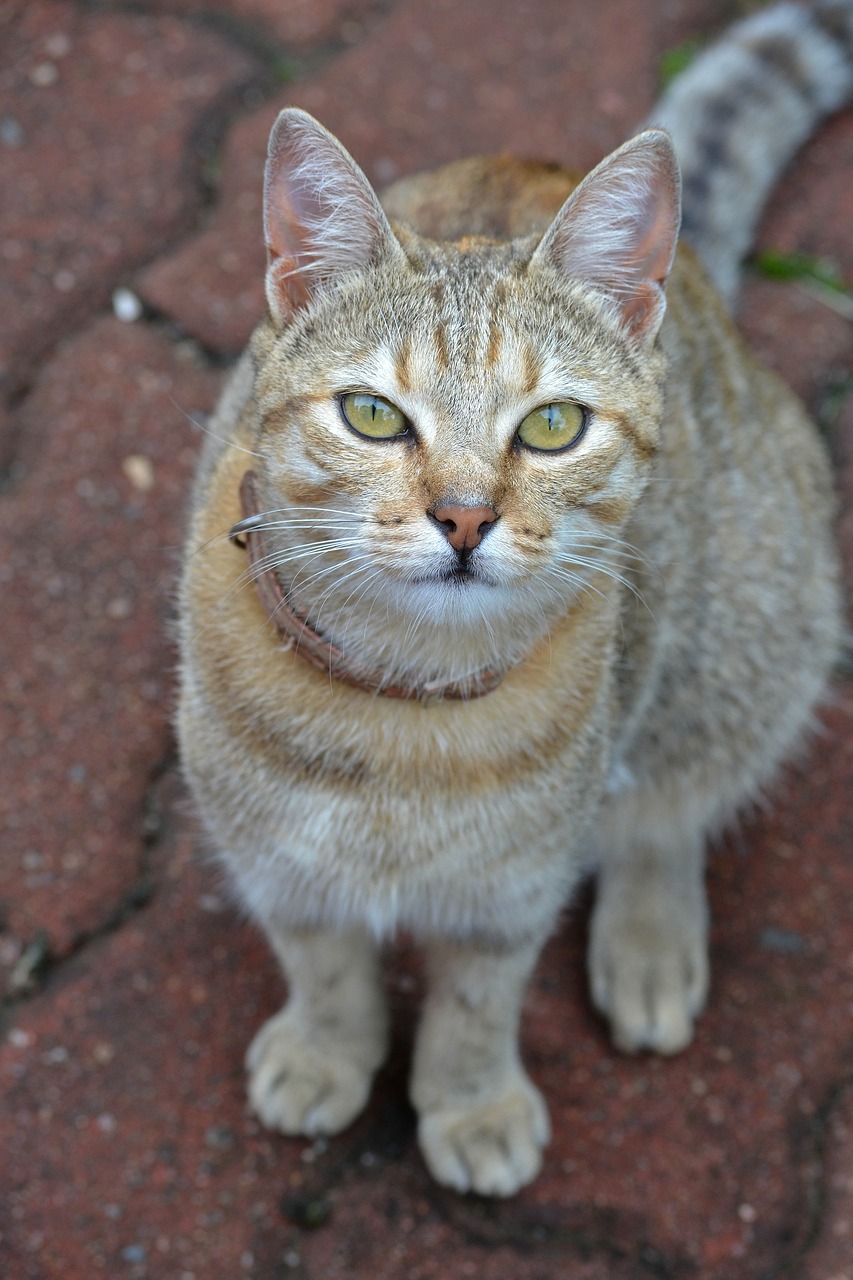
[431,503,498,551]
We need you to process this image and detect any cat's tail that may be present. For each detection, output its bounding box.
[648,0,853,304]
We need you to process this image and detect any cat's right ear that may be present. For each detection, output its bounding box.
[531,130,681,346]
[263,109,401,328]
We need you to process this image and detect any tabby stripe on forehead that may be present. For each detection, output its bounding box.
[485,318,503,370]
[520,344,541,397]
[434,321,450,371]
[486,280,507,371]
[395,334,413,393]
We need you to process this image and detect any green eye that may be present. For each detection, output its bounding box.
[517,401,586,452]
[340,392,409,440]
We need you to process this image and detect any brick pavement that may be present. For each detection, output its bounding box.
[1,1,852,1276]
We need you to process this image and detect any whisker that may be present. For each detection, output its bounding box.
[170,396,269,461]
[188,539,366,644]
[556,554,652,615]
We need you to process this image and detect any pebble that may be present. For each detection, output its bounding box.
[113,287,144,323]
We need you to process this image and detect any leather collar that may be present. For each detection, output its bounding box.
[229,470,507,703]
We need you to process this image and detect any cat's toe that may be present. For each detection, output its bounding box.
[246,1011,374,1136]
[589,925,708,1055]
[418,1077,550,1197]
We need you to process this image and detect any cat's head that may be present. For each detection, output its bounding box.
[246,109,680,685]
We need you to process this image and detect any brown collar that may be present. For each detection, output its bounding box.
[229,470,507,703]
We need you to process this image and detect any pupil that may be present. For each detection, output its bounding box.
[371,398,377,421]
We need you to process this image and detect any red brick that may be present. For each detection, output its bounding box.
[0,319,223,968]
[0,0,257,398]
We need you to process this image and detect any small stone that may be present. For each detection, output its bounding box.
[29,62,59,86]
[44,33,72,58]
[122,454,154,492]
[52,268,76,292]
[738,1203,757,1223]
[760,926,806,954]
[105,597,133,621]
[1,117,24,147]
[8,932,51,997]
[121,1243,147,1263]
[113,288,143,323]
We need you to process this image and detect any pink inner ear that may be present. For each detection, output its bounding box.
[630,192,680,287]
[262,109,399,327]
[264,169,306,264]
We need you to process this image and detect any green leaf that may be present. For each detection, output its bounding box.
[754,249,853,320]
[753,249,845,292]
[659,40,702,88]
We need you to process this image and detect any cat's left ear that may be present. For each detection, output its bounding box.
[263,108,402,328]
[531,130,681,345]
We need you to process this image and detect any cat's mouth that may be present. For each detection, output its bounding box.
[408,563,497,588]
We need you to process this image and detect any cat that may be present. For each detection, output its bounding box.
[177,0,851,1196]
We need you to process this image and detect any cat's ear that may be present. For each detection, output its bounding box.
[263,108,401,328]
[531,130,681,345]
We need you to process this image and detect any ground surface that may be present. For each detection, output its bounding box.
[1,0,852,1277]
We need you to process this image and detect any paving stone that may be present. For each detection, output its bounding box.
[138,0,711,355]
[0,0,258,404]
[0,318,223,971]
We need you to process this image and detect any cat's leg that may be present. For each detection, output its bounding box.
[247,925,389,1136]
[588,803,709,1055]
[410,937,549,1197]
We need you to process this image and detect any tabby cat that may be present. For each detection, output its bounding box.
[178,1,851,1195]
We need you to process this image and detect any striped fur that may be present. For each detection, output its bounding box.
[649,0,853,301]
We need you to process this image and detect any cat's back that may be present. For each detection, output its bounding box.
[381,155,580,242]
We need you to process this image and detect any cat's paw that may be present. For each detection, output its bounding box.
[417,1076,550,1197]
[246,1010,374,1136]
[589,912,708,1055]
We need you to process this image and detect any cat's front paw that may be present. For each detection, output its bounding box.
[417,1075,550,1197]
[589,909,708,1055]
[246,1010,375,1136]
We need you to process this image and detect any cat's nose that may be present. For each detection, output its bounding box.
[430,502,498,551]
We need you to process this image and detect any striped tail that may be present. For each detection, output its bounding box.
[648,0,853,303]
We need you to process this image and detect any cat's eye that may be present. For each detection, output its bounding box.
[516,401,586,452]
[340,392,409,440]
